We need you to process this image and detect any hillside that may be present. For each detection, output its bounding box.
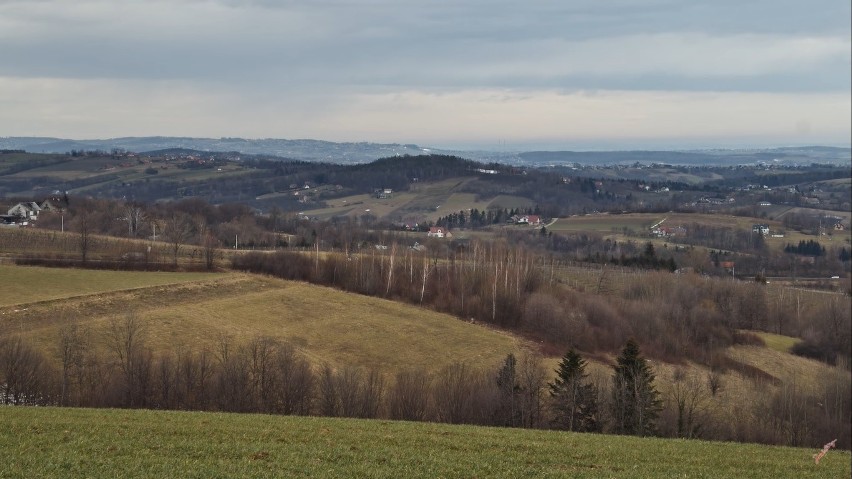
[2,407,849,478]
[2,263,848,449]
[0,266,526,374]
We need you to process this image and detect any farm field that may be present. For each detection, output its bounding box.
[548,212,849,255]
[2,407,848,479]
[0,264,225,307]
[301,178,535,222]
[0,266,527,374]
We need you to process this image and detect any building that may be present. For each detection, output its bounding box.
[7,202,41,220]
[427,227,452,238]
[752,224,770,235]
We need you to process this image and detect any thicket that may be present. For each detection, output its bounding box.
[2,329,848,449]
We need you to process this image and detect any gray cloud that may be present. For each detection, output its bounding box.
[0,0,849,146]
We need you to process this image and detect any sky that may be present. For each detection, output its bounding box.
[1,0,850,150]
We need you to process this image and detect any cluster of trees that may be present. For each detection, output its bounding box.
[231,241,850,368]
[3,327,847,449]
[784,240,826,257]
[434,207,541,229]
[586,242,678,271]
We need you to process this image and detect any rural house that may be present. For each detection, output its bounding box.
[516,215,541,225]
[7,202,41,220]
[427,226,452,238]
[752,224,770,235]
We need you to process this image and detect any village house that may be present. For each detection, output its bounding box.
[514,215,541,226]
[7,202,41,220]
[375,188,393,199]
[427,226,452,238]
[752,224,770,235]
[652,225,687,238]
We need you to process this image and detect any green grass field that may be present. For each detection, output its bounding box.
[1,407,847,479]
[751,331,800,353]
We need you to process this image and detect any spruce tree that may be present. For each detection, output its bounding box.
[611,339,662,436]
[495,353,521,427]
[548,348,598,432]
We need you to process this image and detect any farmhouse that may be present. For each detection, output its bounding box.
[375,188,393,199]
[752,224,770,235]
[427,227,452,238]
[515,215,541,225]
[652,225,687,238]
[7,202,41,220]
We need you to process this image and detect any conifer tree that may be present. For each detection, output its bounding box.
[611,339,662,436]
[548,348,598,432]
[495,353,521,427]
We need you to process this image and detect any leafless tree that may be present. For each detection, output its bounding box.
[57,321,88,406]
[431,362,494,425]
[163,212,194,267]
[665,368,711,439]
[389,369,431,421]
[272,342,315,415]
[77,209,92,264]
[103,312,150,407]
[0,336,50,405]
[123,203,146,238]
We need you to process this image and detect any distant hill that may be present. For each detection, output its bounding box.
[2,136,848,166]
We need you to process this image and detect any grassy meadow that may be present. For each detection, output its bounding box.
[0,265,527,374]
[0,264,225,307]
[1,407,848,479]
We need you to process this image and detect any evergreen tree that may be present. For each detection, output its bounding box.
[495,353,521,427]
[611,339,662,436]
[548,349,598,432]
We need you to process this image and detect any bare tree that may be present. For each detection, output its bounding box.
[57,321,88,406]
[163,212,194,267]
[103,312,150,407]
[0,336,50,405]
[431,362,495,425]
[665,368,711,439]
[77,209,92,264]
[389,369,431,421]
[272,342,315,415]
[246,336,279,412]
[123,203,146,238]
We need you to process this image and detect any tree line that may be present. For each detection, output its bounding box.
[3,325,848,449]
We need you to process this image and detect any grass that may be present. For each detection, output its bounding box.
[1,407,848,479]
[750,331,800,353]
[0,264,225,307]
[299,177,534,222]
[0,266,526,374]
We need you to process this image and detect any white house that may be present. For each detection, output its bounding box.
[7,202,41,220]
[427,226,452,238]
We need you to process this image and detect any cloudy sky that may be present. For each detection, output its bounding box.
[1,0,849,149]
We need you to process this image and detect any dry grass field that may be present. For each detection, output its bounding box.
[0,264,225,307]
[0,266,527,374]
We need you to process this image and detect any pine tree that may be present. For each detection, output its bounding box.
[495,353,521,427]
[548,349,598,432]
[611,339,662,436]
